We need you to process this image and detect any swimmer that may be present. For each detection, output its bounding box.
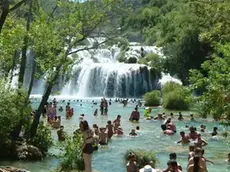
[58,106,63,112]
[126,153,139,172]
[129,107,140,122]
[190,114,195,121]
[194,134,208,148]
[225,153,230,163]
[106,120,114,139]
[98,127,108,145]
[129,129,137,136]
[115,126,123,136]
[169,153,183,171]
[154,113,165,120]
[178,112,184,121]
[94,109,98,116]
[177,131,190,144]
[211,127,218,136]
[200,124,206,132]
[188,148,207,171]
[113,115,121,129]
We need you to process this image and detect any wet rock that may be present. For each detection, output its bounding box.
[16,142,43,161]
[0,166,29,172]
[126,57,137,63]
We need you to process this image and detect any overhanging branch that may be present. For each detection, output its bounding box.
[9,0,26,12]
[67,35,119,55]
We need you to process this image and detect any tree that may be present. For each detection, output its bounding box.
[1,0,123,137]
[0,0,27,33]
[29,0,121,137]
[0,79,31,154]
[190,44,230,121]
[124,0,230,84]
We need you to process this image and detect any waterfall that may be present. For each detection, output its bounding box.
[59,42,162,98]
[30,40,180,98]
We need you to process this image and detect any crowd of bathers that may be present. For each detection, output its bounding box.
[28,97,230,172]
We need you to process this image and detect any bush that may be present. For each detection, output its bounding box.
[124,149,157,168]
[162,82,182,95]
[163,86,191,110]
[0,79,31,146]
[29,122,53,154]
[139,53,163,73]
[58,133,84,172]
[144,90,161,106]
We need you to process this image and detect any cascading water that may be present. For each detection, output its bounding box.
[60,42,163,98]
[30,39,181,98]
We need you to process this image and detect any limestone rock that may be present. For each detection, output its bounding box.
[0,166,29,172]
[16,142,43,161]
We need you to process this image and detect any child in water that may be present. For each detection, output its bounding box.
[115,126,123,136]
[129,129,137,136]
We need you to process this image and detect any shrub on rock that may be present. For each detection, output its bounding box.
[124,149,157,168]
[144,90,161,106]
[162,82,191,110]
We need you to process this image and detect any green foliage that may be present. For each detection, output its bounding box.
[162,82,182,95]
[139,53,162,77]
[124,149,157,168]
[125,0,230,84]
[117,51,126,63]
[162,82,191,110]
[29,122,53,153]
[0,79,31,146]
[144,90,161,106]
[58,133,84,172]
[190,44,230,121]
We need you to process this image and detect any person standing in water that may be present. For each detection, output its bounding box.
[100,99,104,115]
[104,99,108,115]
[113,115,121,129]
[80,120,94,172]
[106,120,114,139]
[129,107,140,122]
[126,153,139,172]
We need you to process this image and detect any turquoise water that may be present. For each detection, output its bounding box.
[1,99,230,172]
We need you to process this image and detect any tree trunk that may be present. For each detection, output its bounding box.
[30,65,62,138]
[18,0,33,87]
[8,51,19,89]
[27,55,36,98]
[0,0,9,33]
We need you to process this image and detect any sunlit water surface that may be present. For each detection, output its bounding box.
[1,99,230,172]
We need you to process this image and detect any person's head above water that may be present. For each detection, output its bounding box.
[135,107,138,111]
[136,126,140,130]
[117,115,121,119]
[107,120,112,124]
[180,131,185,136]
[213,127,218,131]
[80,120,89,131]
[166,118,171,123]
[169,152,177,160]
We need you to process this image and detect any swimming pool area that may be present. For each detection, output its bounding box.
[1,99,230,172]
